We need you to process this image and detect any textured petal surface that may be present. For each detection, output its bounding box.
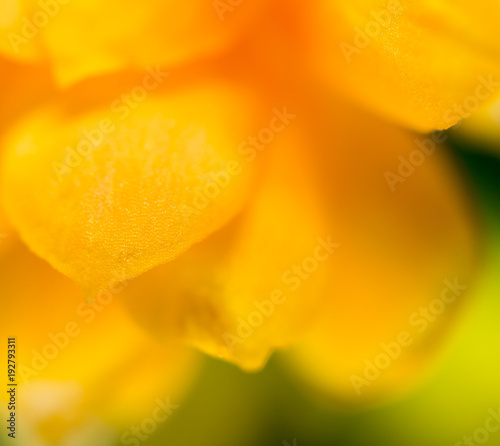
[1,71,261,295]
[122,124,332,370]
[301,0,500,131]
[0,0,267,86]
[287,93,479,401]
[0,238,199,443]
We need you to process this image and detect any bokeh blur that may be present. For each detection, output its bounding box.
[0,1,499,445]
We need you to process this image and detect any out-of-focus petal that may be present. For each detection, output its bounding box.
[0,56,55,133]
[287,93,479,401]
[0,0,267,86]
[121,124,331,371]
[299,0,500,131]
[1,69,262,295]
[0,206,12,256]
[0,56,54,257]
[0,239,199,443]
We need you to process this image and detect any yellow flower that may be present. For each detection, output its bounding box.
[0,237,199,443]
[0,0,487,436]
[0,0,268,86]
[300,0,500,131]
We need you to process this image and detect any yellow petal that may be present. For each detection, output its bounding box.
[301,0,500,131]
[122,120,332,370]
[0,239,199,440]
[0,0,44,62]
[287,94,479,401]
[1,71,261,295]
[0,0,267,86]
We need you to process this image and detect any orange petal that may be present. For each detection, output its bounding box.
[0,56,55,133]
[0,0,268,86]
